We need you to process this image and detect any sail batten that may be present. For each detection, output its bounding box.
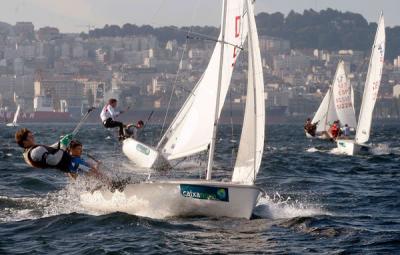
[355,14,385,144]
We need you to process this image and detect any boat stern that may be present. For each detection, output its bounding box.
[122,138,170,169]
[336,139,356,155]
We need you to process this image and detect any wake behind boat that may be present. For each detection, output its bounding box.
[336,13,385,156]
[81,0,266,219]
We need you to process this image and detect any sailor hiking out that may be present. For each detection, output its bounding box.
[100,98,127,140]
[15,128,74,173]
[15,128,125,190]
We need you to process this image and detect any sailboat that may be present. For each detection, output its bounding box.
[81,0,265,219]
[306,61,357,139]
[6,105,21,127]
[122,0,249,169]
[336,13,385,155]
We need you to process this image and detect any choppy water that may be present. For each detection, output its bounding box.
[0,122,399,254]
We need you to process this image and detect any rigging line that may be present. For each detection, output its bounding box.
[158,29,191,141]
[158,0,201,141]
[186,33,244,50]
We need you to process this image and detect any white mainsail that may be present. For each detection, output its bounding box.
[232,0,264,184]
[312,88,337,133]
[355,14,385,144]
[158,0,248,160]
[312,61,358,133]
[332,61,357,128]
[12,105,20,125]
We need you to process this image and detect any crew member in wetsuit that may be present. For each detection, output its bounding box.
[304,118,317,137]
[15,128,129,191]
[68,140,110,183]
[124,120,144,139]
[329,121,340,140]
[15,128,74,173]
[100,98,126,140]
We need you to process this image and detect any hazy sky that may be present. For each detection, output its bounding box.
[1,0,399,33]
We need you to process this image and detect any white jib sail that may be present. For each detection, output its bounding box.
[312,87,338,133]
[355,13,385,144]
[12,105,20,125]
[158,0,249,160]
[332,61,357,128]
[232,0,265,185]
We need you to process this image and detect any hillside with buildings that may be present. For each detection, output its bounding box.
[0,9,400,123]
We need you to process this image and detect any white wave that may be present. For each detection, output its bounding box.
[329,147,342,155]
[370,143,391,155]
[0,179,100,222]
[253,192,329,219]
[80,189,169,219]
[306,147,319,153]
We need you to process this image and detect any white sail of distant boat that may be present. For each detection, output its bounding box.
[122,0,249,168]
[82,0,266,219]
[336,13,385,155]
[309,61,356,137]
[6,105,20,127]
[332,61,357,128]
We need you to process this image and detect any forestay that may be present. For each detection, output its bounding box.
[158,0,249,160]
[355,14,385,144]
[232,0,265,184]
[332,61,357,128]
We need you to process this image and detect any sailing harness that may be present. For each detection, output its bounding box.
[23,145,71,173]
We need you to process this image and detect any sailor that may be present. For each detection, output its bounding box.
[15,128,74,173]
[342,124,351,138]
[67,140,110,183]
[304,118,317,137]
[124,120,144,139]
[16,128,129,192]
[100,98,126,140]
[329,121,340,140]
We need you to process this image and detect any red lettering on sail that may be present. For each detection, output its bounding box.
[235,16,240,38]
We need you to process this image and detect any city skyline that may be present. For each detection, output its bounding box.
[1,0,399,33]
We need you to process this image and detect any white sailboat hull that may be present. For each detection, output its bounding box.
[336,139,370,156]
[122,138,170,169]
[80,180,262,219]
[6,123,19,127]
[305,131,332,140]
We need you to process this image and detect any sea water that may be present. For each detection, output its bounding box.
[0,122,399,254]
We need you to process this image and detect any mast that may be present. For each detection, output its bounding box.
[246,0,258,181]
[206,0,228,180]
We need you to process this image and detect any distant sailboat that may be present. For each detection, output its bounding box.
[336,13,385,155]
[6,105,20,127]
[81,0,266,219]
[306,61,357,139]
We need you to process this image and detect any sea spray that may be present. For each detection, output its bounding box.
[253,192,330,219]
